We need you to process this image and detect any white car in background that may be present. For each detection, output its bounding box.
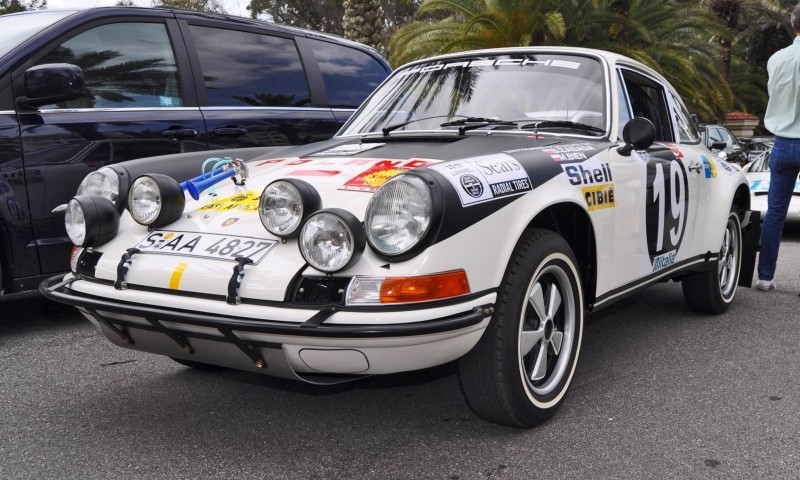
[744,150,800,222]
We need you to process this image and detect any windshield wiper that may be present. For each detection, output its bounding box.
[382,115,470,136]
[440,117,518,135]
[520,120,606,134]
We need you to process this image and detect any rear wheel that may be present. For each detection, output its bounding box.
[682,211,742,313]
[459,229,584,427]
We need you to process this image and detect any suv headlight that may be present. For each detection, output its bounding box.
[365,175,433,257]
[76,167,123,210]
[299,209,365,273]
[259,179,321,238]
[128,174,185,227]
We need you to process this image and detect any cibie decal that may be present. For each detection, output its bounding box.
[430,154,532,206]
[341,159,430,192]
[582,184,615,211]
[702,155,718,178]
[198,191,259,212]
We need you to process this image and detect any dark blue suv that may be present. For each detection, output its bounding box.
[0,7,390,297]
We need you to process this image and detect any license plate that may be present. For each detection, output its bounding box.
[135,231,277,263]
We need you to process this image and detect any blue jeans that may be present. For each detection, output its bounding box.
[758,136,800,280]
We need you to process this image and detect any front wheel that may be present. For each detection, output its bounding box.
[458,229,584,427]
[682,211,742,313]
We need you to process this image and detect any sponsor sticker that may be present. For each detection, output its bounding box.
[702,155,718,178]
[198,191,259,212]
[665,144,684,159]
[430,154,532,206]
[582,184,616,211]
[341,159,431,192]
[717,159,737,176]
[652,250,677,272]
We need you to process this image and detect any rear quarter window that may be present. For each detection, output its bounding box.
[307,39,388,108]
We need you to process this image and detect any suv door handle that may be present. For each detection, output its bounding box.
[160,128,199,140]
[213,126,248,137]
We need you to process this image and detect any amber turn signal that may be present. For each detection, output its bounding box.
[379,270,470,304]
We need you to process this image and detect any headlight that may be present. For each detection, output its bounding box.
[299,209,365,273]
[365,175,432,256]
[65,196,119,248]
[77,167,120,206]
[259,179,321,238]
[128,174,185,227]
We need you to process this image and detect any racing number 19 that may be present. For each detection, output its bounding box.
[651,160,686,252]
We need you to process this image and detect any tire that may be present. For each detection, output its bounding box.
[682,211,742,314]
[458,229,584,427]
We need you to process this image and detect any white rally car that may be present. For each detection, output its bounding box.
[42,47,759,428]
[744,149,800,222]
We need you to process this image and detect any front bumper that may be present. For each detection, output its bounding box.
[41,275,494,383]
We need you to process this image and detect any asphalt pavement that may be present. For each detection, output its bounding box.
[2,227,800,479]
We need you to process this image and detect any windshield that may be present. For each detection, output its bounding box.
[0,10,77,60]
[341,53,608,137]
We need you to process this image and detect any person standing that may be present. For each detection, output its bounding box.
[757,2,800,291]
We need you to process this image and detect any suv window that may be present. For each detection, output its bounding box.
[37,22,182,108]
[707,127,723,146]
[190,25,310,107]
[307,38,387,107]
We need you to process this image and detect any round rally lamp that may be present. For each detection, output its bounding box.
[364,174,433,256]
[127,174,185,228]
[299,209,366,273]
[76,167,124,211]
[65,195,119,248]
[259,179,321,238]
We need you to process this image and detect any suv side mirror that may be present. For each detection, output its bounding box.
[711,141,727,150]
[617,117,656,156]
[16,63,87,110]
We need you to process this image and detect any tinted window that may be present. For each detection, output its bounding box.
[191,26,310,107]
[308,39,387,107]
[0,10,75,59]
[38,23,182,108]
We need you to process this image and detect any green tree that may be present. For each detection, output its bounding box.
[0,0,46,14]
[343,0,384,51]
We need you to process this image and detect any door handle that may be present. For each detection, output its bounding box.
[160,128,199,140]
[688,162,703,174]
[213,126,248,137]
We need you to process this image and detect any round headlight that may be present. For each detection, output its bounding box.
[77,167,120,207]
[365,175,432,256]
[299,209,365,273]
[65,196,119,248]
[259,179,321,238]
[127,174,185,227]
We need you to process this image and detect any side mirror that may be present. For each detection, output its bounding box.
[617,117,656,156]
[16,63,87,110]
[710,141,727,151]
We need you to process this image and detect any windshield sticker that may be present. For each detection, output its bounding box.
[309,143,385,157]
[430,155,532,206]
[398,58,582,76]
[197,191,259,212]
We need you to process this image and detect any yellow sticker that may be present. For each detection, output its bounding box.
[582,184,615,211]
[169,262,189,290]
[198,191,260,212]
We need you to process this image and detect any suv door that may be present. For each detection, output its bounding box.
[14,16,206,274]
[179,17,390,150]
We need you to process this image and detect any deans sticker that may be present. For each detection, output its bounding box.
[198,191,259,212]
[430,154,532,206]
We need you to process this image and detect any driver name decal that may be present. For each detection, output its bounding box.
[430,154,532,206]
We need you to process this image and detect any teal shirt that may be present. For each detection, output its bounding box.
[765,36,800,138]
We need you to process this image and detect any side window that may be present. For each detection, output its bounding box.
[307,39,388,108]
[620,70,673,142]
[668,92,699,144]
[190,25,310,107]
[708,127,724,147]
[719,127,738,147]
[616,70,632,135]
[37,23,182,108]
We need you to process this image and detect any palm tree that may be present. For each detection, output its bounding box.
[343,0,384,52]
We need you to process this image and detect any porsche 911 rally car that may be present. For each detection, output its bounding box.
[42,47,759,428]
